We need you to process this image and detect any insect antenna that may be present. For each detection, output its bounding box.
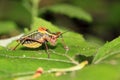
[61,31,69,35]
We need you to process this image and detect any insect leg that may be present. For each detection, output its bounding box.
[61,36,69,54]
[12,42,21,50]
[12,39,25,50]
[44,41,50,58]
[12,38,34,50]
[25,38,50,58]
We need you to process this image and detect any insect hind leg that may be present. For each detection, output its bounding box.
[11,42,21,50]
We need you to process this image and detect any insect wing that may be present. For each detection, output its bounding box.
[20,31,44,48]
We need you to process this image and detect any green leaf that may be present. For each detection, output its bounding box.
[29,64,119,80]
[5,17,98,79]
[0,50,74,79]
[39,4,92,22]
[74,64,120,80]
[102,53,120,67]
[93,37,120,64]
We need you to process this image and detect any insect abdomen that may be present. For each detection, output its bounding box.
[20,32,44,48]
[23,42,42,48]
[18,30,51,48]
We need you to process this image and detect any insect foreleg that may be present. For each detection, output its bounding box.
[44,41,50,58]
[61,36,69,54]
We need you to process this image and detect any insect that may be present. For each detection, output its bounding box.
[12,27,69,58]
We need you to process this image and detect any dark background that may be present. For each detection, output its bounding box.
[0,0,120,42]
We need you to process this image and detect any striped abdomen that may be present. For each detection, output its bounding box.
[19,31,46,48]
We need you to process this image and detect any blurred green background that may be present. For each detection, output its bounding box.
[0,0,120,41]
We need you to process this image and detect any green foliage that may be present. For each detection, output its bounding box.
[2,17,120,80]
[74,64,120,80]
[1,17,97,80]
[71,0,105,11]
[39,4,92,22]
[0,1,120,80]
[0,50,74,74]
[107,3,120,26]
[93,37,120,64]
[38,64,120,80]
[0,0,32,27]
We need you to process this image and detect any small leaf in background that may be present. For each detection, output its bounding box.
[39,4,92,22]
[93,37,120,64]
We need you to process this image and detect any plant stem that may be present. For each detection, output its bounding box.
[31,0,40,17]
[8,61,88,78]
[45,60,88,73]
